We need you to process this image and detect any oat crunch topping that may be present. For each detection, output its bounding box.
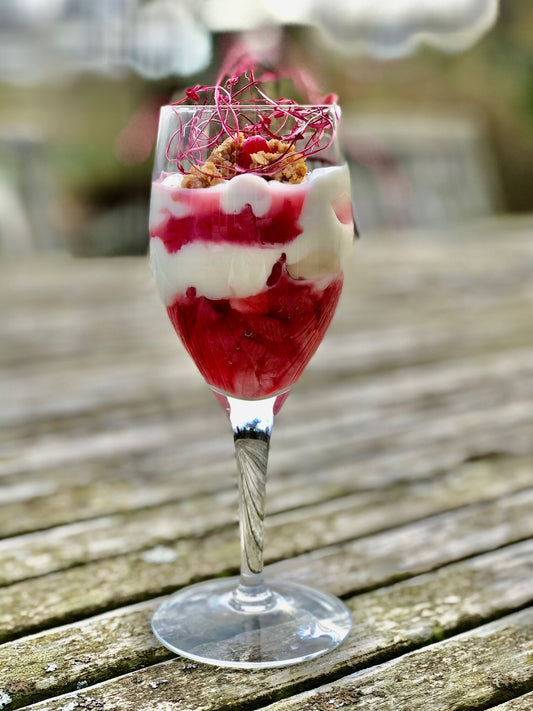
[181,134,307,188]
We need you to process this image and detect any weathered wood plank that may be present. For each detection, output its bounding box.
[3,308,533,436]
[1,539,531,710]
[6,606,533,711]
[3,220,531,324]
[4,422,529,541]
[0,393,532,536]
[0,484,530,644]
[1,415,530,542]
[2,346,532,539]
[2,227,532,432]
[0,220,530,711]
[2,393,531,513]
[1,452,530,587]
[3,301,531,415]
[254,609,533,711]
[4,341,533,468]
[266,488,533,595]
[5,337,532,457]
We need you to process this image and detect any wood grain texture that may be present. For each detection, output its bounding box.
[255,609,533,711]
[1,217,532,710]
[1,353,532,539]
[6,609,532,711]
[0,482,530,645]
[0,451,530,586]
[0,540,531,709]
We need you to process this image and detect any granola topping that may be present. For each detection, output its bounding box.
[182,134,307,189]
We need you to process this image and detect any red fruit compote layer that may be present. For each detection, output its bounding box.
[150,166,354,400]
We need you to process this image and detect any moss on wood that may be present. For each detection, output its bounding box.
[0,536,531,709]
[6,609,532,711]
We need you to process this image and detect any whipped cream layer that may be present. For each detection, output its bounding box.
[150,164,353,305]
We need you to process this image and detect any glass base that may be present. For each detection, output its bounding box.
[151,577,352,669]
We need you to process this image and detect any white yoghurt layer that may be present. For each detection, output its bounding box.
[150,164,353,305]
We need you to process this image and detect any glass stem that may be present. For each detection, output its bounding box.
[228,395,276,612]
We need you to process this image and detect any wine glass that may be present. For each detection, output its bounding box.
[149,103,355,668]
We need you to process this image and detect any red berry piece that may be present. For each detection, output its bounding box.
[237,136,271,168]
[266,253,286,287]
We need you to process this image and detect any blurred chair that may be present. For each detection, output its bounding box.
[0,168,33,254]
[0,130,64,253]
[77,202,149,257]
[342,113,502,232]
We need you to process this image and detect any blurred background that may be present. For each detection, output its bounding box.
[0,0,531,257]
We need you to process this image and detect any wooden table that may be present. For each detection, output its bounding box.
[1,216,532,710]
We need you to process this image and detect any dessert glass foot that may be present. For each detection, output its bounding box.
[151,577,352,668]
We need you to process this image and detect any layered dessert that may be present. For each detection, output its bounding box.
[150,106,354,400]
